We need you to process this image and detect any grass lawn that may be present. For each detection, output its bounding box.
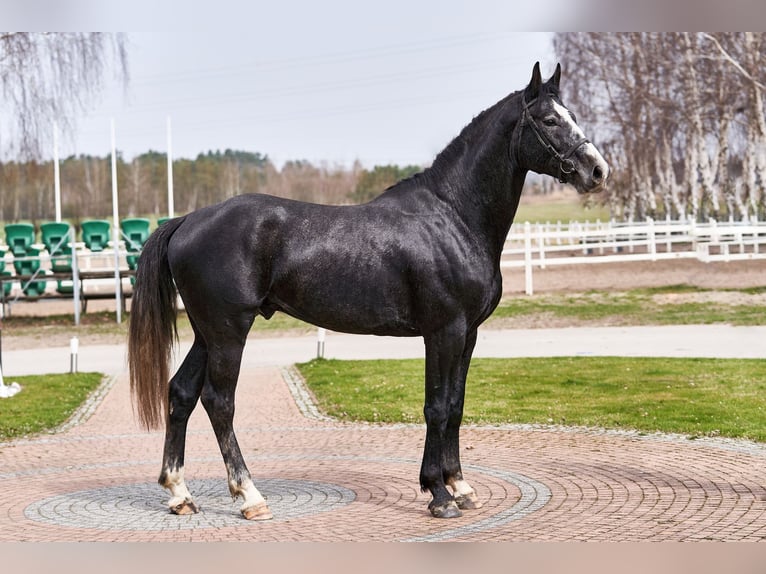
[489,286,766,327]
[514,195,610,223]
[0,372,104,440]
[298,357,766,441]
[2,282,763,442]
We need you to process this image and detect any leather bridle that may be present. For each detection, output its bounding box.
[516,95,590,184]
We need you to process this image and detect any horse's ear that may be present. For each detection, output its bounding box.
[547,63,561,91]
[525,61,543,101]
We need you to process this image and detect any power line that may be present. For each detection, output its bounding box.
[91,54,527,116]
[129,31,525,87]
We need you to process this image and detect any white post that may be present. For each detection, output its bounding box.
[69,336,79,373]
[110,119,122,324]
[596,219,608,255]
[53,122,62,222]
[648,217,657,261]
[524,221,533,296]
[71,226,80,327]
[167,116,174,218]
[316,327,326,359]
[665,213,672,253]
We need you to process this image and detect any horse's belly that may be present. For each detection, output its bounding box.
[264,292,420,336]
[263,273,421,336]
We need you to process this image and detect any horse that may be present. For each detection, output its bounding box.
[128,62,609,521]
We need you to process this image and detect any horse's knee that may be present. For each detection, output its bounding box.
[423,404,448,431]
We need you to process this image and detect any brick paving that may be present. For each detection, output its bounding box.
[1,363,766,541]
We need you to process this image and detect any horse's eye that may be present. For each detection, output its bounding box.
[543,118,557,127]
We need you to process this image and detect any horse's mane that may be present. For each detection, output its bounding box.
[427,89,525,183]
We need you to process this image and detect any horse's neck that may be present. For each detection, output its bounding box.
[465,165,527,263]
[424,93,527,260]
[433,126,527,263]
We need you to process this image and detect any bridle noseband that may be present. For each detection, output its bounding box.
[516,95,590,184]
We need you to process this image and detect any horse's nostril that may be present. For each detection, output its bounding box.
[593,165,604,182]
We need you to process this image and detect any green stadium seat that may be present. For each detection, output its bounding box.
[41,222,73,272]
[4,223,35,257]
[121,218,151,253]
[81,219,111,252]
[0,246,10,297]
[17,246,47,297]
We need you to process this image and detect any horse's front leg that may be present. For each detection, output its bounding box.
[420,326,468,518]
[444,329,482,510]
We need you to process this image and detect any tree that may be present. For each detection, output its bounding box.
[353,164,422,203]
[553,32,766,221]
[0,32,128,159]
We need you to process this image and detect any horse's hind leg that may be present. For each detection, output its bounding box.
[158,338,207,515]
[201,340,272,521]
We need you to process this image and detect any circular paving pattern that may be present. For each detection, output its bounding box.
[4,366,766,541]
[24,478,356,530]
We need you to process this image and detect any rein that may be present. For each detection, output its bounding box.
[515,95,590,183]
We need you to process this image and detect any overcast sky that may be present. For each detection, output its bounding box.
[63,4,557,168]
[12,0,757,168]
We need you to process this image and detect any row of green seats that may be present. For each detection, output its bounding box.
[1,218,158,297]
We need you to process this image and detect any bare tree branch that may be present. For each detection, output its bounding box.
[0,32,129,159]
[700,32,766,91]
[555,32,766,221]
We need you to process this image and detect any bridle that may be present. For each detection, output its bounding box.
[515,95,590,184]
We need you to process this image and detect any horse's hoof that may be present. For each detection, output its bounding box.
[455,492,483,510]
[429,500,463,519]
[242,502,273,521]
[170,498,199,515]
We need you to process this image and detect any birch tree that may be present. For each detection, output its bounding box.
[554,32,766,221]
[0,32,128,159]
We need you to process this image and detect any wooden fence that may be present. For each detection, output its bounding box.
[501,218,766,294]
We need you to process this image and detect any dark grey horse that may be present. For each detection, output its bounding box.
[128,62,609,520]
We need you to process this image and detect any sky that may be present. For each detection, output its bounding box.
[8,0,763,169]
[62,4,558,168]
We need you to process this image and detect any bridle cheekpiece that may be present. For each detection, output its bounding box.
[518,95,590,184]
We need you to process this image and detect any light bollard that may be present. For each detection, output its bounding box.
[70,336,79,373]
[316,327,326,359]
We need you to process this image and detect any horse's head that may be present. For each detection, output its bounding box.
[515,62,609,194]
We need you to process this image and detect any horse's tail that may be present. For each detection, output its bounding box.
[128,216,185,430]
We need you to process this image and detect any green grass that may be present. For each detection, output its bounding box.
[0,372,104,440]
[514,197,610,223]
[298,357,766,441]
[488,286,766,327]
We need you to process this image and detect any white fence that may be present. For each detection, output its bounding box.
[501,218,766,294]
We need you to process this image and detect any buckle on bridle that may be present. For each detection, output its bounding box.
[519,95,589,182]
